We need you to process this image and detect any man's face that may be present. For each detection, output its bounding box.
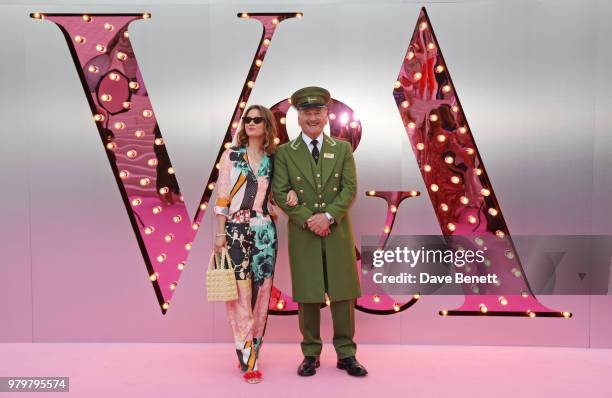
[297,106,328,138]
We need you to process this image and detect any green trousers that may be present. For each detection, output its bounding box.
[298,299,356,359]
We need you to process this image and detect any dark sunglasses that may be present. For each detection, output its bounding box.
[242,116,265,124]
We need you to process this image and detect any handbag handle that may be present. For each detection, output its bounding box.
[208,247,232,271]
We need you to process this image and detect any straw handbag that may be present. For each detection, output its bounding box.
[206,248,238,301]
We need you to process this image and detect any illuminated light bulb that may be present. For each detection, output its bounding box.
[134,130,145,138]
[430,184,439,192]
[74,35,86,44]
[131,198,142,206]
[95,44,106,53]
[88,65,99,73]
[159,187,169,194]
[239,101,246,109]
[152,206,162,214]
[413,293,420,299]
[200,202,208,210]
[383,226,390,234]
[488,208,498,216]
[442,85,451,93]
[122,101,131,109]
[296,12,303,18]
[170,282,177,291]
[436,134,446,142]
[430,114,439,122]
[208,183,215,190]
[499,296,508,306]
[142,13,151,19]
[162,302,169,310]
[173,215,182,223]
[123,31,129,38]
[440,203,449,212]
[240,13,249,18]
[185,242,193,251]
[192,222,200,230]
[114,122,125,130]
[149,273,157,281]
[255,59,262,67]
[444,156,454,164]
[276,300,285,310]
[521,291,528,298]
[505,250,515,259]
[562,311,571,318]
[224,142,232,149]
[447,223,456,232]
[328,113,336,120]
[390,205,397,213]
[231,122,238,129]
[340,112,349,125]
[460,196,469,204]
[142,109,153,118]
[479,304,488,313]
[528,311,536,318]
[468,215,476,224]
[32,12,44,19]
[458,126,467,134]
[178,262,185,271]
[441,309,448,316]
[247,81,254,88]
[288,98,292,105]
[129,81,139,90]
[349,121,358,129]
[416,143,425,151]
[106,142,116,150]
[407,122,416,129]
[144,226,154,235]
[495,230,505,238]
[393,303,401,312]
[109,72,120,81]
[274,137,280,144]
[101,94,112,102]
[368,190,376,196]
[413,72,423,81]
[325,298,331,306]
[427,42,436,50]
[148,158,158,167]
[481,188,491,196]
[393,80,401,89]
[466,148,475,155]
[475,168,483,176]
[410,190,418,196]
[435,65,445,73]
[126,150,137,158]
[167,167,174,174]
[119,170,129,179]
[139,177,150,186]
[513,270,522,278]
[263,38,271,47]
[279,117,286,125]
[452,105,459,113]
[93,114,105,122]
[104,23,114,31]
[157,254,166,262]
[401,100,410,108]
[423,164,432,172]
[164,234,174,243]
[272,18,279,25]
[407,51,415,60]
[82,14,91,22]
[484,259,491,267]
[373,295,380,303]
[155,138,164,146]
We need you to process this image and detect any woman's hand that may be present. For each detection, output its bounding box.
[286,190,298,207]
[214,234,226,253]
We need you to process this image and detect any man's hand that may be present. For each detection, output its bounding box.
[307,213,331,237]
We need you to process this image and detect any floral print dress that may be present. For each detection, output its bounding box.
[214,145,277,373]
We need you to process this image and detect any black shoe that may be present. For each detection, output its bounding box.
[337,356,368,377]
[297,356,320,377]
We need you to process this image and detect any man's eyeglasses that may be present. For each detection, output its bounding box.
[242,116,264,124]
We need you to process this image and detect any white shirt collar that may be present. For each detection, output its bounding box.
[301,132,324,149]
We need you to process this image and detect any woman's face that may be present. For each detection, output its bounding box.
[244,108,265,138]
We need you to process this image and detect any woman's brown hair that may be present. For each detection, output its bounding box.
[235,105,278,154]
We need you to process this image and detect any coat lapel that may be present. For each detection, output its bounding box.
[321,134,339,188]
[288,133,316,189]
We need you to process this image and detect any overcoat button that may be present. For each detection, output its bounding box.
[299,189,304,194]
[314,203,319,208]
[296,176,301,181]
[318,194,322,198]
[334,173,339,177]
[317,184,321,188]
[321,203,326,207]
[316,173,321,178]
[333,187,337,191]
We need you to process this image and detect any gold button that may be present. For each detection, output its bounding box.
[296,176,301,181]
[314,203,319,208]
[334,173,339,177]
[299,189,304,194]
[321,202,326,207]
[316,173,321,178]
[317,184,321,188]
[333,187,337,191]
[318,194,322,198]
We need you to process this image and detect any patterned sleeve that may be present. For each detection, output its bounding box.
[214,148,232,218]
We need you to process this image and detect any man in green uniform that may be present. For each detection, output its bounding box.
[272,86,368,377]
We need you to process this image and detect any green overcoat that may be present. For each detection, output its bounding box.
[272,133,361,303]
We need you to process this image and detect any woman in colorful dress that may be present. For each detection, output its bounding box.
[213,104,298,384]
